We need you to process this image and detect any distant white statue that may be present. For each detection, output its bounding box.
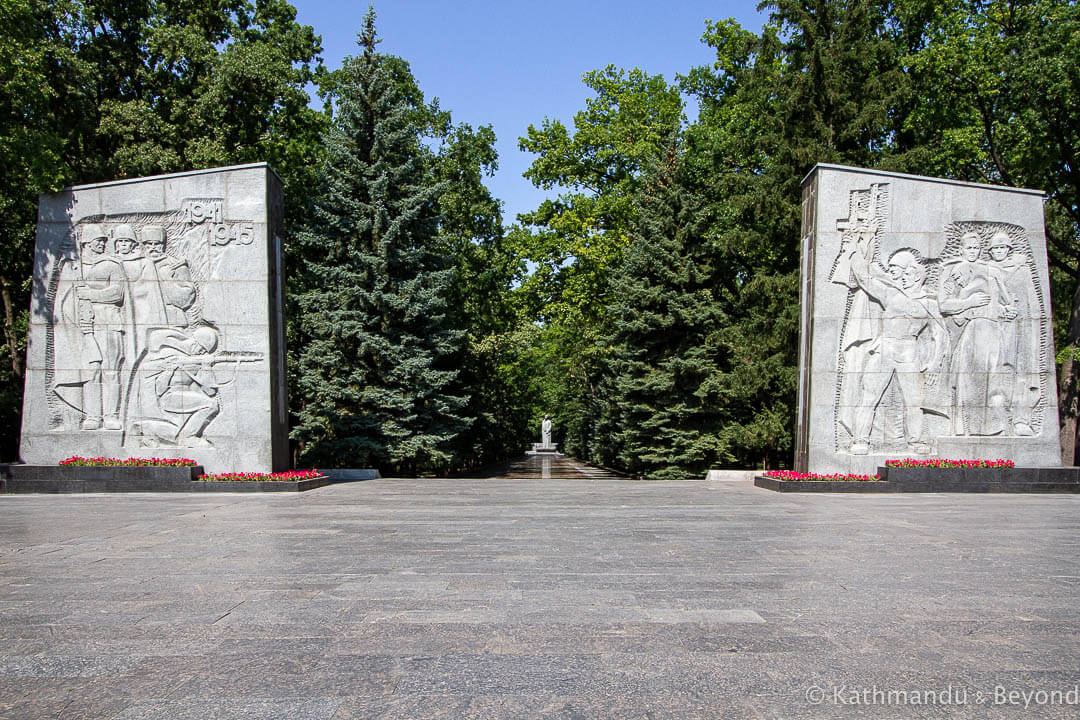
[541,415,552,446]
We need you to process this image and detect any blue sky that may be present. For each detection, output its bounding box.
[290,1,767,223]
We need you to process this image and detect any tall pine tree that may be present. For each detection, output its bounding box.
[600,144,725,479]
[292,8,468,475]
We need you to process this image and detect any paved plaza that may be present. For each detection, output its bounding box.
[2,461,1080,718]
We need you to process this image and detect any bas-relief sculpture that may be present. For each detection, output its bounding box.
[833,187,1048,457]
[47,203,260,447]
[797,165,1060,473]
[24,164,288,473]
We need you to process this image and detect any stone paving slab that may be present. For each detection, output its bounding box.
[1,476,1079,718]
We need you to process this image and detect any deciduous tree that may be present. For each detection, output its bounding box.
[511,66,683,456]
[0,0,324,460]
[895,0,1080,462]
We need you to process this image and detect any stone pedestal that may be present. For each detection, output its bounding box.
[795,164,1061,475]
[21,163,288,473]
[755,467,1080,493]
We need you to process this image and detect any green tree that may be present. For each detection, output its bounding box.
[308,26,526,472]
[676,1,910,467]
[894,0,1080,462]
[435,125,536,468]
[60,0,324,183]
[512,66,683,324]
[600,144,727,479]
[0,0,84,454]
[511,66,684,457]
[291,10,468,475]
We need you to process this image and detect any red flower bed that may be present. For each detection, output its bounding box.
[59,456,197,467]
[763,469,881,482]
[884,458,1015,469]
[197,469,322,482]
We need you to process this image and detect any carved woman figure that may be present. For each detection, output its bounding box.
[938,232,1015,436]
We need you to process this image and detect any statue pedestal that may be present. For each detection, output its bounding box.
[529,443,558,454]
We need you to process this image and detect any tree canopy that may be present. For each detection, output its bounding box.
[0,0,324,459]
[3,0,1078,472]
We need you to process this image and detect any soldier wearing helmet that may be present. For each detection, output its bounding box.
[113,224,169,342]
[54,222,128,430]
[844,244,948,455]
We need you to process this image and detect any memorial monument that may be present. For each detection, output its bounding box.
[795,164,1061,475]
[531,414,557,453]
[21,163,289,473]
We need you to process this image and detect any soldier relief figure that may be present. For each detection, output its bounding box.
[837,241,949,456]
[52,224,127,431]
[832,185,1047,456]
[46,200,261,448]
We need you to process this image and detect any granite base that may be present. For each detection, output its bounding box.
[0,465,331,493]
[754,476,895,493]
[322,468,381,482]
[755,466,1080,493]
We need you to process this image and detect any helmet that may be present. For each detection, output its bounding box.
[191,327,219,354]
[112,224,138,243]
[80,223,108,244]
[989,230,1013,249]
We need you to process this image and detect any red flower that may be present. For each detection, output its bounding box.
[763,470,880,482]
[884,458,1014,469]
[197,470,322,482]
[59,456,197,467]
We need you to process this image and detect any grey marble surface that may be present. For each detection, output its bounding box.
[23,164,288,473]
[2,475,1079,718]
[796,164,1061,475]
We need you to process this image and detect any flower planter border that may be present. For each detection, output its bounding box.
[754,476,896,493]
[0,465,332,494]
[755,466,1080,493]
[190,475,332,493]
[878,465,1080,493]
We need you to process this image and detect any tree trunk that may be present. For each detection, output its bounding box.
[1058,279,1080,466]
[0,276,22,378]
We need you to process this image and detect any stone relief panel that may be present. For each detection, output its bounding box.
[831,185,1050,457]
[937,221,1049,439]
[44,199,263,449]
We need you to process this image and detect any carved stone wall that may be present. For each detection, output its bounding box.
[22,164,288,473]
[796,164,1061,474]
